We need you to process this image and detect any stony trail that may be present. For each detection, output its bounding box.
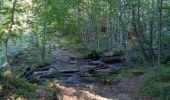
[24,48,147,100]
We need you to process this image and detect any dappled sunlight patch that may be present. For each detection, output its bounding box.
[3,70,13,78]
[80,90,113,100]
[7,95,25,100]
[48,81,56,88]
[0,84,3,92]
[55,82,116,100]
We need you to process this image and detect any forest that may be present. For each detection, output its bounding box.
[0,0,170,100]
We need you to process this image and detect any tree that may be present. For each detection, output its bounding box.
[149,0,156,61]
[2,0,17,67]
[118,0,126,51]
[158,0,163,67]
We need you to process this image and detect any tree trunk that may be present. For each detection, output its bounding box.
[149,0,156,62]
[3,0,17,66]
[118,0,126,51]
[132,2,148,64]
[41,21,47,61]
[158,0,163,68]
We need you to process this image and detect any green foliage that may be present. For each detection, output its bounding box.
[122,64,145,77]
[140,66,170,100]
[162,55,170,65]
[0,0,169,99]
[79,47,104,59]
[9,46,54,69]
[0,68,60,99]
[0,68,37,96]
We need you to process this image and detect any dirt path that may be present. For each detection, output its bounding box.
[50,48,146,100]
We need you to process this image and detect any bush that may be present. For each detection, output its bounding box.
[140,67,170,100]
[0,68,60,99]
[79,47,104,60]
[0,68,37,94]
[162,55,170,65]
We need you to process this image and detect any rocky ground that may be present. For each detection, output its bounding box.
[23,48,147,100]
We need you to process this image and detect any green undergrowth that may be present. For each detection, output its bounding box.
[0,67,60,99]
[122,64,145,77]
[0,68,37,99]
[162,54,170,65]
[140,65,170,100]
[9,47,54,74]
[94,72,117,85]
[76,46,104,59]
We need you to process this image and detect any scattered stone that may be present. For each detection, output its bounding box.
[116,93,132,100]
[61,48,68,50]
[59,75,82,86]
[70,60,78,64]
[102,56,123,64]
[88,60,104,66]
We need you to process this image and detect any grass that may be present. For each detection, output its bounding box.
[94,72,117,85]
[8,47,55,75]
[122,64,145,77]
[0,45,60,99]
[140,66,170,100]
[0,67,60,99]
[0,68,37,99]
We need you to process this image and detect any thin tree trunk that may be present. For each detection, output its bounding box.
[158,0,163,68]
[132,3,147,64]
[41,21,47,61]
[76,6,86,47]
[150,0,156,62]
[119,0,126,51]
[3,0,17,66]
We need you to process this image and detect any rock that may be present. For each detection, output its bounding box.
[88,60,104,66]
[23,66,34,80]
[70,60,78,64]
[24,70,34,80]
[38,63,50,68]
[86,59,92,62]
[103,52,114,57]
[85,51,101,60]
[34,67,50,72]
[83,77,96,83]
[116,74,124,83]
[69,56,80,60]
[102,56,123,64]
[59,75,82,86]
[103,51,124,57]
[61,48,68,50]
[89,69,95,74]
[54,59,64,64]
[106,64,125,70]
[116,93,132,100]
[69,56,76,60]
[59,75,95,86]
